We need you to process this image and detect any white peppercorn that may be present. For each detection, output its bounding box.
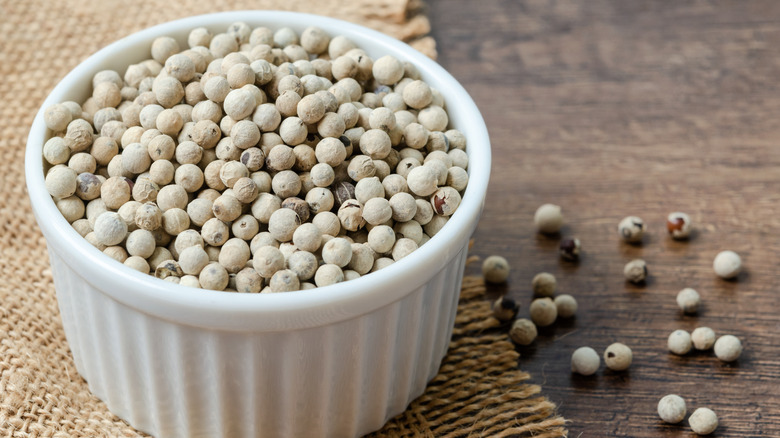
[322,237,352,267]
[186,198,213,227]
[271,170,302,198]
[269,269,301,292]
[666,211,692,239]
[125,229,155,258]
[104,246,129,263]
[44,104,73,132]
[391,238,418,261]
[393,220,422,245]
[43,138,71,165]
[603,343,632,371]
[668,329,692,355]
[174,163,204,193]
[312,211,340,237]
[423,159,448,186]
[180,275,201,288]
[431,186,461,216]
[534,204,563,234]
[85,232,107,250]
[691,327,716,350]
[657,395,686,424]
[446,167,468,192]
[492,296,518,322]
[212,194,242,222]
[251,193,281,224]
[72,219,92,237]
[199,262,229,291]
[162,208,190,236]
[372,257,394,272]
[232,177,259,204]
[156,184,188,211]
[75,172,102,201]
[530,298,557,327]
[286,250,318,281]
[55,196,85,223]
[571,347,600,376]
[201,217,229,247]
[554,294,578,318]
[317,112,346,138]
[219,238,251,274]
[314,264,344,287]
[124,256,150,274]
[406,166,438,197]
[173,229,204,255]
[677,288,701,314]
[93,212,127,246]
[338,199,365,232]
[367,225,395,254]
[362,198,392,225]
[618,216,646,243]
[46,166,78,198]
[292,223,322,253]
[482,255,509,283]
[232,214,259,241]
[689,407,718,435]
[713,250,741,279]
[233,267,262,293]
[372,55,404,85]
[347,155,376,181]
[268,207,301,242]
[423,214,448,237]
[624,259,648,284]
[509,318,537,346]
[714,334,742,362]
[179,245,210,275]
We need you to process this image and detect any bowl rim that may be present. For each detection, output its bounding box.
[26,10,491,332]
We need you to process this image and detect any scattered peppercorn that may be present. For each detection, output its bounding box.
[618,216,646,243]
[691,327,716,351]
[668,329,692,355]
[554,294,577,318]
[509,318,537,346]
[713,334,742,362]
[712,250,742,279]
[571,346,600,376]
[492,296,518,322]
[531,272,556,297]
[623,259,647,284]
[603,343,632,371]
[529,297,557,327]
[482,255,510,284]
[689,408,718,435]
[559,237,580,261]
[666,211,692,240]
[657,394,686,424]
[676,288,701,314]
[533,204,563,234]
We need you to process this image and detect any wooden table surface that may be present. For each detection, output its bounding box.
[427,1,780,436]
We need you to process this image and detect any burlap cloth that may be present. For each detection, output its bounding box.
[0,0,567,436]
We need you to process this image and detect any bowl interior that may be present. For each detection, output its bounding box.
[26,11,491,331]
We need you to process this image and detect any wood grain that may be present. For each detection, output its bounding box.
[427,1,780,436]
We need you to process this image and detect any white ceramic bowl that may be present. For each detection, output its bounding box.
[26,11,490,438]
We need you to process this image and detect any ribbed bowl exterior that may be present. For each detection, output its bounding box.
[49,244,468,438]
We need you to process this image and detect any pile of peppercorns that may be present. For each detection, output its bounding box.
[43,23,470,292]
[480,204,747,436]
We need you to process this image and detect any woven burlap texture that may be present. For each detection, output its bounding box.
[0,0,566,436]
